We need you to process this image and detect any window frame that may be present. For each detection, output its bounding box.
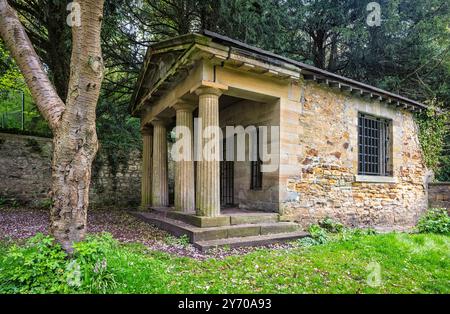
[357,112,393,177]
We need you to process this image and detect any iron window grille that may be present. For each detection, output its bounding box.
[220,139,235,206]
[358,113,392,176]
[250,128,263,190]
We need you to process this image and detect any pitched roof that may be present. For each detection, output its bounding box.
[130,30,427,115]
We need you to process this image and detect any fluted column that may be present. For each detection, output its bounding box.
[140,126,153,208]
[151,119,169,207]
[173,102,196,213]
[195,87,223,217]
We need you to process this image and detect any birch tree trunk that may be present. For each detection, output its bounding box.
[0,0,105,252]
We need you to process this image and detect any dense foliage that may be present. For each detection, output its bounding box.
[0,42,51,135]
[417,208,450,234]
[0,234,68,293]
[301,217,376,246]
[416,102,449,180]
[0,233,118,293]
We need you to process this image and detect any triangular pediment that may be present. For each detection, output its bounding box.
[130,34,211,115]
[135,50,184,106]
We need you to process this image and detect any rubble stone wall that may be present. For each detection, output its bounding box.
[279,81,429,230]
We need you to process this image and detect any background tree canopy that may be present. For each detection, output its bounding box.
[0,0,449,179]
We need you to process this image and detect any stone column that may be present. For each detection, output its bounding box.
[195,87,223,217]
[140,126,153,208]
[151,119,169,207]
[173,102,196,213]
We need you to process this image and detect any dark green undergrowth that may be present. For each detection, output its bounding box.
[0,231,449,294]
[0,233,118,293]
[416,208,450,235]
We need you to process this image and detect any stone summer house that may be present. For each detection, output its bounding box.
[130,31,428,250]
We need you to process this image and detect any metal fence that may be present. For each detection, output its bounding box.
[0,89,51,136]
[0,89,25,130]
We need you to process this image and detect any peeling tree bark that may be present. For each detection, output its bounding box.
[0,0,105,253]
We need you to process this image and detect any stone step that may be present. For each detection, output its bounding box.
[193,231,309,252]
[193,222,300,241]
[230,213,279,225]
[130,211,195,239]
[150,207,279,227]
[130,211,302,242]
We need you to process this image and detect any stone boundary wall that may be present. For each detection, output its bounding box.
[0,132,141,207]
[428,182,450,209]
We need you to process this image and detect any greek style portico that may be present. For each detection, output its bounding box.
[140,80,229,217]
[130,31,427,250]
[130,32,294,218]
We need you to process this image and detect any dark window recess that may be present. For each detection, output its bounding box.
[220,140,234,206]
[251,129,263,189]
[358,113,391,176]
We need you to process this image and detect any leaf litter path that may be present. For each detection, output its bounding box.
[0,207,294,260]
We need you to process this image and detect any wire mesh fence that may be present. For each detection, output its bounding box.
[0,89,24,130]
[0,89,51,136]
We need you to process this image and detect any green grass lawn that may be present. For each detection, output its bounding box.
[3,232,447,294]
[111,233,450,294]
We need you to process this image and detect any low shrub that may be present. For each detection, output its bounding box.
[164,234,190,247]
[0,233,68,293]
[72,233,118,293]
[0,233,119,293]
[37,198,53,209]
[308,224,329,244]
[299,220,379,247]
[297,236,320,247]
[417,208,450,234]
[318,217,344,233]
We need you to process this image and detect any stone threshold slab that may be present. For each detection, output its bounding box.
[194,231,309,252]
[129,211,302,242]
[150,207,279,227]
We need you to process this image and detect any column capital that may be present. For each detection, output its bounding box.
[172,101,196,112]
[191,80,228,97]
[151,117,170,127]
[141,125,153,135]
